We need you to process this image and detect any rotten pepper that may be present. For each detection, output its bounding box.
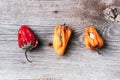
[53,24,72,55]
[84,26,104,50]
[18,25,38,63]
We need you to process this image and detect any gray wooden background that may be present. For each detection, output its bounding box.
[0,0,120,80]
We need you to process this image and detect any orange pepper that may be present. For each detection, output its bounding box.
[84,26,104,50]
[53,24,72,55]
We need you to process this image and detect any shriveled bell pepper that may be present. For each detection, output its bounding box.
[18,25,38,63]
[84,26,104,50]
[53,24,72,55]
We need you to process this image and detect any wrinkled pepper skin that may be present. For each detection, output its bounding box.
[18,25,38,62]
[53,24,72,55]
[84,26,104,50]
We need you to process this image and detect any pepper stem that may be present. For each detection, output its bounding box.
[95,47,101,54]
[63,23,66,26]
[25,49,32,63]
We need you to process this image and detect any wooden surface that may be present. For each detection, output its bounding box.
[0,0,120,80]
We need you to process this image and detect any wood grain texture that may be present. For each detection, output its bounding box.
[0,0,120,80]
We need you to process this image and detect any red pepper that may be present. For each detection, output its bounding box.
[18,25,38,63]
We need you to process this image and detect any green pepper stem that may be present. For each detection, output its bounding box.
[25,50,32,63]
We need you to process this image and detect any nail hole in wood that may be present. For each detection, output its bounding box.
[48,43,53,47]
[54,11,58,13]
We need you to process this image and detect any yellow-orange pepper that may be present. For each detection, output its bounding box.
[53,24,72,55]
[84,26,104,50]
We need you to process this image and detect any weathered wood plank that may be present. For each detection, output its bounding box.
[0,0,120,80]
